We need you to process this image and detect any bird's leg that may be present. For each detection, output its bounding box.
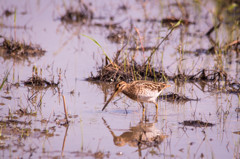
[154,102,158,110]
[153,102,158,122]
[140,102,145,112]
[140,102,145,119]
[154,108,158,122]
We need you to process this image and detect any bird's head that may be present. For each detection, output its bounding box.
[114,81,127,92]
[102,81,127,111]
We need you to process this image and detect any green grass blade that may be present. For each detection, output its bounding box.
[172,19,182,28]
[14,8,16,26]
[0,72,9,91]
[81,34,112,63]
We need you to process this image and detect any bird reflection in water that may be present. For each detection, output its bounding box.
[102,117,168,157]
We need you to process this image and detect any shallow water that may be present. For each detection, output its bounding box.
[0,0,239,158]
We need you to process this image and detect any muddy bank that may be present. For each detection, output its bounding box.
[0,37,45,60]
[87,61,239,94]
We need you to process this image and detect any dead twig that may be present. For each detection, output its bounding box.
[205,22,221,36]
[143,20,182,66]
[62,95,69,124]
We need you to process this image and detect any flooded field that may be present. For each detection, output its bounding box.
[0,0,239,158]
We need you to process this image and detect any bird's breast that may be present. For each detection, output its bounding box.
[122,89,160,103]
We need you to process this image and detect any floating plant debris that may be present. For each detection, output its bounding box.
[14,108,37,116]
[136,17,194,26]
[94,22,123,30]
[1,96,12,100]
[162,17,195,26]
[235,108,240,113]
[227,82,240,94]
[0,125,55,140]
[2,9,14,17]
[0,119,31,126]
[183,47,215,55]
[233,131,240,135]
[128,46,157,51]
[180,120,215,127]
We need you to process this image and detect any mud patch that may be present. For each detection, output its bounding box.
[159,93,199,103]
[24,76,59,87]
[23,66,59,88]
[60,3,93,24]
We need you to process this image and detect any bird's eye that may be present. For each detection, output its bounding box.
[115,84,120,90]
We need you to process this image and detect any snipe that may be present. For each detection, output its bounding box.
[102,80,171,112]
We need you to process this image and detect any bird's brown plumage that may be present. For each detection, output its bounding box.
[102,80,171,111]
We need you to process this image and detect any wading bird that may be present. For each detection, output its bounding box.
[102,80,171,112]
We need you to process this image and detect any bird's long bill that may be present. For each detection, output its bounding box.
[102,89,121,111]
